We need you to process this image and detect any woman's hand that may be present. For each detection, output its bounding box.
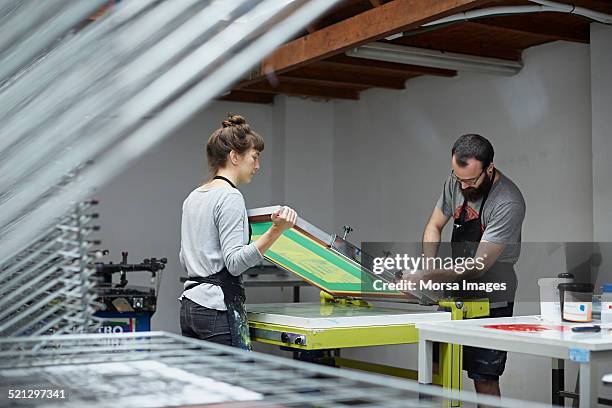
[254,206,298,256]
[271,206,297,232]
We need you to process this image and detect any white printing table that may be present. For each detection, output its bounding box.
[248,302,451,328]
[417,315,612,407]
[248,302,451,349]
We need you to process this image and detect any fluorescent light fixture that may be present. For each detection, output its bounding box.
[346,42,523,76]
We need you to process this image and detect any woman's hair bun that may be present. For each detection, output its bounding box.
[207,113,264,175]
[222,114,247,128]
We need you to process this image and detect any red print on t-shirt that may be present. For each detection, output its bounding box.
[454,205,486,233]
[454,205,479,222]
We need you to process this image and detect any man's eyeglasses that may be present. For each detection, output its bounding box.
[451,169,485,186]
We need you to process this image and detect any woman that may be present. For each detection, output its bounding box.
[179,114,297,350]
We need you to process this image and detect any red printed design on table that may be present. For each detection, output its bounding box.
[482,324,569,332]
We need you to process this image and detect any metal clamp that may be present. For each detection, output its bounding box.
[342,225,353,240]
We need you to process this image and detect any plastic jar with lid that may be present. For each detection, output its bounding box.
[558,282,594,323]
[601,284,612,324]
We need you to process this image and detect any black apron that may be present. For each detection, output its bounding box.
[450,169,516,303]
[450,170,516,378]
[450,173,491,260]
[184,176,252,350]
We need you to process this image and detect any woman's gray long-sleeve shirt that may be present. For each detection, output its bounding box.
[179,185,263,310]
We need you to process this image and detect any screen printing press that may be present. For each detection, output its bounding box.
[247,206,491,396]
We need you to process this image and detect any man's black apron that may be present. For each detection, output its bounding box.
[450,169,516,378]
[450,171,492,260]
[450,169,516,303]
[184,176,252,350]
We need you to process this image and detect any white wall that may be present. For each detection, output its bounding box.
[96,34,611,405]
[332,40,593,244]
[96,101,276,334]
[590,24,612,405]
[282,97,336,231]
[592,23,612,242]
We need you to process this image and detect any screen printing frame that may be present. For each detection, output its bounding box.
[248,206,407,300]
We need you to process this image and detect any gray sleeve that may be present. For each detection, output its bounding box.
[482,201,525,244]
[435,176,454,217]
[215,192,263,276]
[179,248,185,271]
[178,199,187,271]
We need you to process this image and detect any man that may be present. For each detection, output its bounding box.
[420,134,525,397]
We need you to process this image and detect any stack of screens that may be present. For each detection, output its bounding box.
[0,200,100,337]
[0,0,341,282]
[0,332,545,408]
[0,0,340,338]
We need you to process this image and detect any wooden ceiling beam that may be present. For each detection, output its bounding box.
[554,0,612,15]
[471,16,589,43]
[241,81,361,100]
[217,91,275,104]
[276,76,369,90]
[306,18,334,34]
[324,54,456,77]
[391,32,524,61]
[281,65,410,89]
[256,0,490,76]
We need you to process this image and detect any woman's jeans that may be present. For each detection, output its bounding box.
[180,297,232,346]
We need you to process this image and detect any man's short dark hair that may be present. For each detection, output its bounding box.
[451,134,494,168]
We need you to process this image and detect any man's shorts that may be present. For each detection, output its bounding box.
[463,303,514,381]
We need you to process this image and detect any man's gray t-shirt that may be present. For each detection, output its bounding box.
[436,171,526,264]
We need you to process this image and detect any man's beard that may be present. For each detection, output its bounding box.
[461,171,493,202]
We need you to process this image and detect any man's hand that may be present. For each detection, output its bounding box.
[405,267,459,283]
[422,207,450,258]
[400,269,444,304]
[400,269,427,288]
[469,240,505,279]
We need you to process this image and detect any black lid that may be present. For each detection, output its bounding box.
[558,273,574,279]
[558,282,594,292]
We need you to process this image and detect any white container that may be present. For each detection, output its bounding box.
[538,277,573,322]
[559,283,593,322]
[602,307,612,324]
[601,284,612,324]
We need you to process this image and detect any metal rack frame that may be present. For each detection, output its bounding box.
[0,0,341,267]
[0,200,100,337]
[0,0,341,338]
[0,332,551,408]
